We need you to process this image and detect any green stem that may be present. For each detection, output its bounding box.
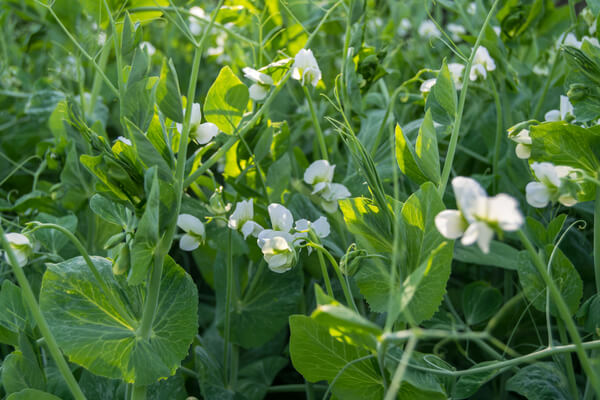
[223,229,234,385]
[438,0,502,195]
[183,0,344,188]
[384,335,418,400]
[137,250,163,339]
[130,385,146,400]
[595,189,600,294]
[0,226,87,400]
[303,86,328,160]
[103,0,127,134]
[27,223,136,327]
[557,319,579,400]
[316,243,334,298]
[518,230,600,398]
[489,77,503,193]
[568,0,577,25]
[268,384,328,393]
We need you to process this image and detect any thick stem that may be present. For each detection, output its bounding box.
[384,335,418,400]
[438,0,502,195]
[303,86,328,160]
[223,229,234,384]
[137,250,163,339]
[0,226,87,400]
[518,230,600,398]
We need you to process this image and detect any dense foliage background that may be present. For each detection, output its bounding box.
[1,0,600,399]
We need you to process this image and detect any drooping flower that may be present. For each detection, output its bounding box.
[243,67,274,101]
[469,46,496,81]
[141,41,156,56]
[420,78,437,94]
[304,160,335,190]
[544,95,574,122]
[303,160,350,212]
[292,49,321,87]
[418,20,441,39]
[508,129,532,159]
[319,184,352,213]
[177,214,206,251]
[435,177,523,253]
[447,23,466,42]
[260,234,296,273]
[228,199,263,239]
[3,233,33,267]
[448,63,465,90]
[176,103,219,144]
[526,162,580,208]
[294,216,331,239]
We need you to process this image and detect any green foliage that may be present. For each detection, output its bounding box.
[204,66,249,135]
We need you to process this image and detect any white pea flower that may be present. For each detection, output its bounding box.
[448,63,465,90]
[304,160,335,189]
[98,31,107,46]
[268,203,294,232]
[228,199,263,239]
[189,6,206,36]
[292,49,321,87]
[294,216,331,238]
[3,233,33,267]
[526,162,579,208]
[508,129,532,159]
[177,214,206,251]
[176,104,219,144]
[397,18,412,37]
[260,234,296,273]
[141,41,156,56]
[467,2,476,15]
[116,136,132,146]
[492,26,501,36]
[469,46,496,81]
[420,78,437,94]
[435,177,524,253]
[544,95,574,122]
[418,20,441,39]
[243,67,274,101]
[319,183,351,213]
[447,23,466,42]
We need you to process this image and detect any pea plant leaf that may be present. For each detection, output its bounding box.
[39,256,198,386]
[426,59,457,126]
[156,58,184,123]
[204,66,249,135]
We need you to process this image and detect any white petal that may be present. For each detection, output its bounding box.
[560,95,573,120]
[451,177,487,223]
[461,221,493,254]
[321,200,339,214]
[322,183,351,201]
[515,144,531,159]
[526,182,551,208]
[469,63,487,81]
[177,214,205,236]
[487,194,523,231]
[241,220,263,239]
[190,6,206,19]
[249,84,268,101]
[193,122,219,145]
[268,203,294,232]
[294,219,310,232]
[531,162,560,187]
[6,233,31,247]
[434,210,467,239]
[179,234,200,251]
[190,103,202,125]
[257,229,294,249]
[261,236,292,255]
[510,129,531,144]
[229,199,254,229]
[420,78,437,93]
[312,216,330,238]
[304,160,335,185]
[312,181,329,195]
[242,67,273,85]
[544,109,560,122]
[558,194,577,207]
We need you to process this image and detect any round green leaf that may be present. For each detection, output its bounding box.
[39,256,198,385]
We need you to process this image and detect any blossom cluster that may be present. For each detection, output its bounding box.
[303,160,351,213]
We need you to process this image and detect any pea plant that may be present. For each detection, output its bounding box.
[1,0,600,399]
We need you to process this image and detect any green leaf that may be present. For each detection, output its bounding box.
[32,213,77,254]
[228,264,303,348]
[0,281,33,334]
[204,66,249,135]
[121,13,138,59]
[507,363,571,400]
[39,256,198,385]
[156,59,184,123]
[452,362,503,399]
[90,194,130,228]
[426,60,457,125]
[577,294,600,334]
[453,241,520,270]
[125,118,172,181]
[123,77,157,133]
[339,197,392,253]
[6,389,62,400]
[127,47,150,88]
[530,121,600,178]
[517,246,583,317]
[462,282,503,325]
[266,153,291,202]
[289,315,384,400]
[2,350,45,394]
[415,110,441,184]
[395,124,428,184]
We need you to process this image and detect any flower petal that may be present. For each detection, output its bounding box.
[268,203,294,232]
[526,182,551,208]
[177,214,205,236]
[434,210,467,239]
[451,177,487,223]
[487,194,523,231]
[241,220,263,239]
[193,122,219,145]
[304,160,335,185]
[179,234,200,252]
[249,84,268,101]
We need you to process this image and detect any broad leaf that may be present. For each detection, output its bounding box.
[339,197,392,253]
[39,256,198,385]
[89,194,130,228]
[462,282,503,325]
[507,363,571,400]
[156,59,184,123]
[6,390,62,400]
[426,60,457,125]
[289,315,383,400]
[204,66,249,135]
[454,241,520,270]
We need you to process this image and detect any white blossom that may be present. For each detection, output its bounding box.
[228,199,263,239]
[526,162,579,208]
[397,18,412,37]
[467,2,476,15]
[243,67,274,101]
[469,46,496,81]
[177,214,205,251]
[268,203,294,232]
[176,104,219,144]
[304,160,335,186]
[420,78,437,94]
[189,6,206,36]
[3,233,33,267]
[292,49,321,87]
[260,235,296,273]
[447,23,466,42]
[435,177,523,253]
[141,41,156,56]
[319,183,351,213]
[448,63,465,90]
[294,216,331,238]
[418,20,441,39]
[508,129,532,159]
[544,95,574,122]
